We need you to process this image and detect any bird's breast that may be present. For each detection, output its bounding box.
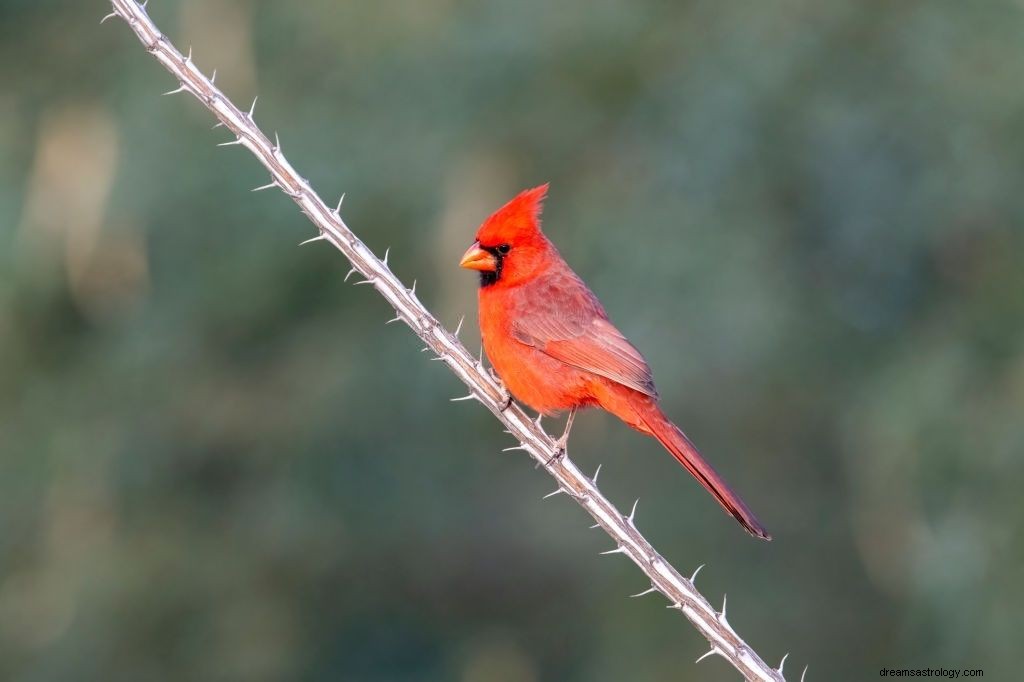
[478,289,592,415]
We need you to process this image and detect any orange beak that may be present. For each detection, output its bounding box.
[459,242,497,272]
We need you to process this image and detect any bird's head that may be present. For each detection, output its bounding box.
[459,183,554,288]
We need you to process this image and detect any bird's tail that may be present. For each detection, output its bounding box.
[634,399,771,540]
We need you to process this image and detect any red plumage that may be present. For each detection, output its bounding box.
[460,185,770,540]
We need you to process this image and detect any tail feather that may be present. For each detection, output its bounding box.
[637,403,770,540]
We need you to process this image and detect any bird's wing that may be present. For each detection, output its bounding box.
[510,272,658,397]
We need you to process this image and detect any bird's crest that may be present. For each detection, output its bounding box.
[476,183,549,246]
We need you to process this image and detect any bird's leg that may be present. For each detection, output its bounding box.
[494,377,512,411]
[485,365,513,410]
[544,407,576,466]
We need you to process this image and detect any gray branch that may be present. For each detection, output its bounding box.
[105,2,798,679]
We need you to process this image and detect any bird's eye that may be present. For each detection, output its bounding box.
[496,244,511,254]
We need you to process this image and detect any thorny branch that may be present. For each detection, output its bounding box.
[105,2,801,679]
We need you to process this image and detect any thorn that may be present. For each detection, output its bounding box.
[454,315,465,338]
[534,413,543,428]
[720,594,727,620]
[210,69,217,83]
[450,394,476,402]
[589,522,601,529]
[410,280,417,295]
[666,602,683,610]
[185,45,193,63]
[801,664,809,682]
[100,11,118,24]
[344,267,359,282]
[252,180,278,192]
[354,279,375,286]
[141,0,149,8]
[212,121,224,129]
[630,586,659,599]
[778,653,789,674]
[627,499,639,525]
[298,234,326,246]
[273,131,281,152]
[695,648,719,664]
[430,356,446,362]
[382,247,390,265]
[385,315,402,325]
[248,96,258,118]
[690,564,705,583]
[163,83,189,96]
[599,546,626,556]
[542,488,564,499]
[334,193,345,215]
[478,345,485,365]
[217,137,243,147]
[592,463,602,483]
[502,445,529,452]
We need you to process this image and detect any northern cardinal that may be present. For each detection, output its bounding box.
[459,184,770,540]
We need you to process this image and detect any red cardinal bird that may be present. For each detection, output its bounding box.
[459,184,770,540]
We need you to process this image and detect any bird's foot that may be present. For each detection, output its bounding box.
[487,370,513,410]
[538,407,575,468]
[543,443,567,468]
[541,433,569,468]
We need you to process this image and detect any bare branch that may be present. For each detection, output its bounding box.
[106,2,790,679]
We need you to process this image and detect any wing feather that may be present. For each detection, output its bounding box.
[510,272,657,397]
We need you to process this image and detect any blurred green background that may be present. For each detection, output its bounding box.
[2,1,1023,680]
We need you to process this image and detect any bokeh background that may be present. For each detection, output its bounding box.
[2,1,1023,680]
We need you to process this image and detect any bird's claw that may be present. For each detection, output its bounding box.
[538,407,575,468]
[486,369,513,411]
[541,437,568,468]
[544,446,566,468]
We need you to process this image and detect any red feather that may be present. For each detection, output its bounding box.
[465,185,770,540]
